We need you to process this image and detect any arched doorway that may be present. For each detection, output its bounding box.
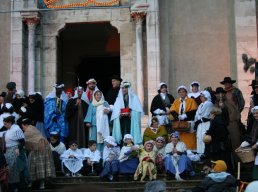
[57,22,120,95]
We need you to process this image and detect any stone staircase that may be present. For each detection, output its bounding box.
[25,175,202,192]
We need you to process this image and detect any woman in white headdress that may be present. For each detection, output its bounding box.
[188,82,201,105]
[84,90,110,152]
[170,86,198,150]
[111,81,144,145]
[194,90,213,155]
[150,82,175,126]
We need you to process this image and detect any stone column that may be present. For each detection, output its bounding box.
[131,12,146,105]
[23,17,39,93]
[146,0,160,113]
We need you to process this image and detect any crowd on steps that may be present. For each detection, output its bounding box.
[0,75,258,192]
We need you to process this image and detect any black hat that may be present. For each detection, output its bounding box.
[3,115,15,123]
[110,75,123,82]
[249,80,258,88]
[220,77,236,85]
[215,87,226,94]
[6,82,16,90]
[0,92,6,97]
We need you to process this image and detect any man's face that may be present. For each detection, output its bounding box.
[122,87,128,95]
[202,165,212,176]
[66,92,73,99]
[0,96,4,104]
[224,82,232,89]
[56,88,62,96]
[7,89,15,95]
[88,82,96,90]
[77,89,83,97]
[112,79,121,88]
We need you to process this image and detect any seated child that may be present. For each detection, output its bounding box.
[100,136,120,181]
[134,140,157,182]
[153,136,166,173]
[118,134,139,175]
[60,141,84,177]
[49,132,66,173]
[165,132,195,181]
[83,140,102,176]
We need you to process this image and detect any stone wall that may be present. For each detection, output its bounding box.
[235,0,257,122]
[160,0,236,96]
[0,0,11,90]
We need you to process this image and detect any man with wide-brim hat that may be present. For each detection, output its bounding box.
[105,75,123,106]
[219,76,245,159]
[220,77,236,85]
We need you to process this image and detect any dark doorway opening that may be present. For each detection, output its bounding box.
[57,22,120,95]
[77,56,120,95]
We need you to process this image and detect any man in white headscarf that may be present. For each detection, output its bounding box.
[111,82,144,145]
[85,78,98,104]
[65,87,89,148]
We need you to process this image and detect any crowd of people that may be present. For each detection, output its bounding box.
[0,74,257,192]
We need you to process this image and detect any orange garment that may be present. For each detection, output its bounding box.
[170,97,198,150]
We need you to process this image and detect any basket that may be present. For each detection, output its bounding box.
[235,148,255,163]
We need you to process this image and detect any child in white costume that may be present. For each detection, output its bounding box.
[60,141,84,177]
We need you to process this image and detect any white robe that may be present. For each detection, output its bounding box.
[60,148,84,175]
[194,100,213,154]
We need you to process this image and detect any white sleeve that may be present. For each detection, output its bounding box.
[92,150,101,162]
[153,108,164,115]
[240,141,250,148]
[60,150,70,160]
[103,147,109,162]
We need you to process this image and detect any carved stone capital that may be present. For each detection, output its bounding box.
[23,17,40,29]
[131,12,146,24]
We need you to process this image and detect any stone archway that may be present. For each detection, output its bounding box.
[56,21,120,94]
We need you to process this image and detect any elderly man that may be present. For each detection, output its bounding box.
[44,83,68,141]
[111,81,144,145]
[66,86,89,147]
[220,77,245,151]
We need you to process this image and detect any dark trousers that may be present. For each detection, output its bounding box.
[82,159,103,175]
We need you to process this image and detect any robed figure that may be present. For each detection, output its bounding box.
[65,87,89,148]
[111,82,144,145]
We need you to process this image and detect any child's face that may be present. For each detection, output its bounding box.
[106,143,113,148]
[125,138,132,145]
[50,137,58,144]
[89,143,97,151]
[145,143,153,152]
[155,140,164,149]
[70,143,78,150]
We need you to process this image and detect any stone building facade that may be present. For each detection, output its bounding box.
[0,0,257,119]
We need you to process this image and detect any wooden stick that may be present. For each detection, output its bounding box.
[236,162,240,192]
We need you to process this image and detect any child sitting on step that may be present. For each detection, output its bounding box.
[153,136,166,173]
[100,136,120,181]
[118,134,139,175]
[60,141,84,177]
[83,140,102,176]
[134,140,157,182]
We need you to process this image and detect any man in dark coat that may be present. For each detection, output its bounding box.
[105,75,123,106]
[65,87,89,148]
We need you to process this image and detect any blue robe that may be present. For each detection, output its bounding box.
[84,102,109,152]
[44,97,68,138]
